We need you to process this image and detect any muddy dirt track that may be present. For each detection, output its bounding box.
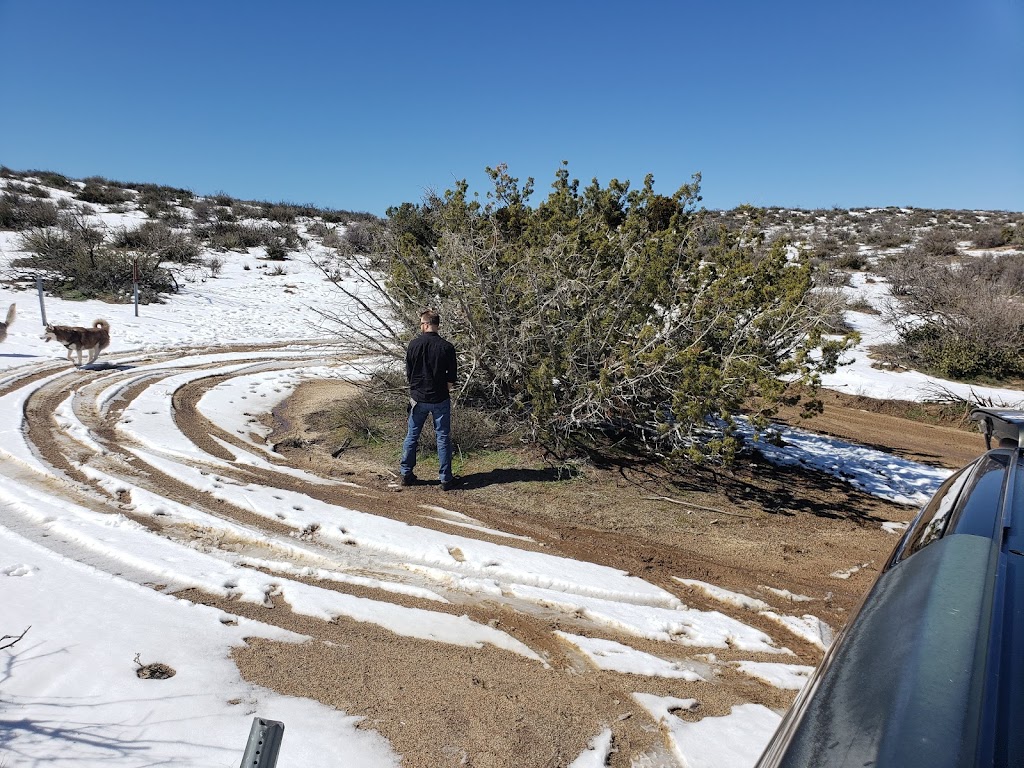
[0,344,982,767]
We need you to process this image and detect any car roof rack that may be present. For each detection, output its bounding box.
[970,407,1024,450]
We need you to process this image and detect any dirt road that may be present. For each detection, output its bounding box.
[2,347,981,767]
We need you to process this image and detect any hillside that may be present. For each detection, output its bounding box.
[0,167,1022,767]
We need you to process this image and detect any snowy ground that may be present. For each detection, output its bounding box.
[1,180,1020,767]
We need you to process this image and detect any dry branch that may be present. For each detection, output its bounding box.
[0,626,31,650]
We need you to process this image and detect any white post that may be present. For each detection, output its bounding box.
[36,276,47,326]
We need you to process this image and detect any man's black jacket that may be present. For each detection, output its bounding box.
[406,331,457,404]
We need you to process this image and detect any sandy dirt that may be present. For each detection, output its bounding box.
[10,351,984,767]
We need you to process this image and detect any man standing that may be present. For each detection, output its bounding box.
[400,308,459,490]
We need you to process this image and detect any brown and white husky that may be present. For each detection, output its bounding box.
[0,304,14,343]
[43,319,111,366]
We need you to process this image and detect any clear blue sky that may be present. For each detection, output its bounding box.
[1,0,1021,215]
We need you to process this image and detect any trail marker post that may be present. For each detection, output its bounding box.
[133,256,140,317]
[239,717,285,768]
[36,276,47,327]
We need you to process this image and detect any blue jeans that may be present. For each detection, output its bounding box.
[400,399,453,483]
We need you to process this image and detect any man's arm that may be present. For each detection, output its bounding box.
[446,343,457,390]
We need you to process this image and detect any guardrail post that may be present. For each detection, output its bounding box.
[239,717,285,768]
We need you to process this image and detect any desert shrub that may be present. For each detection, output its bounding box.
[77,180,133,205]
[265,240,288,260]
[0,193,60,230]
[207,255,224,277]
[341,221,375,251]
[199,220,275,251]
[972,225,1009,249]
[49,249,176,303]
[112,221,200,263]
[26,170,74,190]
[213,204,237,222]
[305,220,332,238]
[190,198,215,222]
[7,181,50,198]
[15,213,177,302]
[882,251,1024,381]
[832,251,868,270]
[262,203,300,223]
[878,246,945,296]
[865,217,912,248]
[917,226,960,258]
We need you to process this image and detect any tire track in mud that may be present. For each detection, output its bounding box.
[0,342,826,768]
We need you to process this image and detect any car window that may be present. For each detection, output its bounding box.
[947,453,1011,539]
[891,462,974,566]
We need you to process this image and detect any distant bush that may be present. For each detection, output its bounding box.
[832,251,868,271]
[7,181,50,198]
[14,169,75,190]
[305,220,333,238]
[190,198,215,222]
[917,226,960,258]
[77,181,133,205]
[341,221,375,251]
[972,225,1009,249]
[198,221,273,250]
[111,221,200,263]
[264,240,288,260]
[882,251,1024,381]
[865,218,912,248]
[15,212,178,302]
[0,193,60,230]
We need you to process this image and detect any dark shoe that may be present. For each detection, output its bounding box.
[400,473,417,486]
[440,478,463,491]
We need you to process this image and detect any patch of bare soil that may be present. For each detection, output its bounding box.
[216,379,982,766]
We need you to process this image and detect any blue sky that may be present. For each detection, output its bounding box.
[1,0,1021,215]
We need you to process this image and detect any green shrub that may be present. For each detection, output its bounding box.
[329,164,853,461]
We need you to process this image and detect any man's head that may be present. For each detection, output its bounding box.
[419,308,440,331]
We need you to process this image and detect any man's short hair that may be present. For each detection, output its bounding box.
[420,309,440,327]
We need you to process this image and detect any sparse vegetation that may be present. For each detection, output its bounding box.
[880,251,1024,381]
[2,164,1021,398]
[14,212,178,302]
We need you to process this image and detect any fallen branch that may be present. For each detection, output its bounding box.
[1,626,31,650]
[642,496,755,518]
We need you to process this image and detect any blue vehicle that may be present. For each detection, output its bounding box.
[755,408,1024,768]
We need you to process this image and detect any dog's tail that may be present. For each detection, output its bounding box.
[4,304,14,327]
[93,319,110,331]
